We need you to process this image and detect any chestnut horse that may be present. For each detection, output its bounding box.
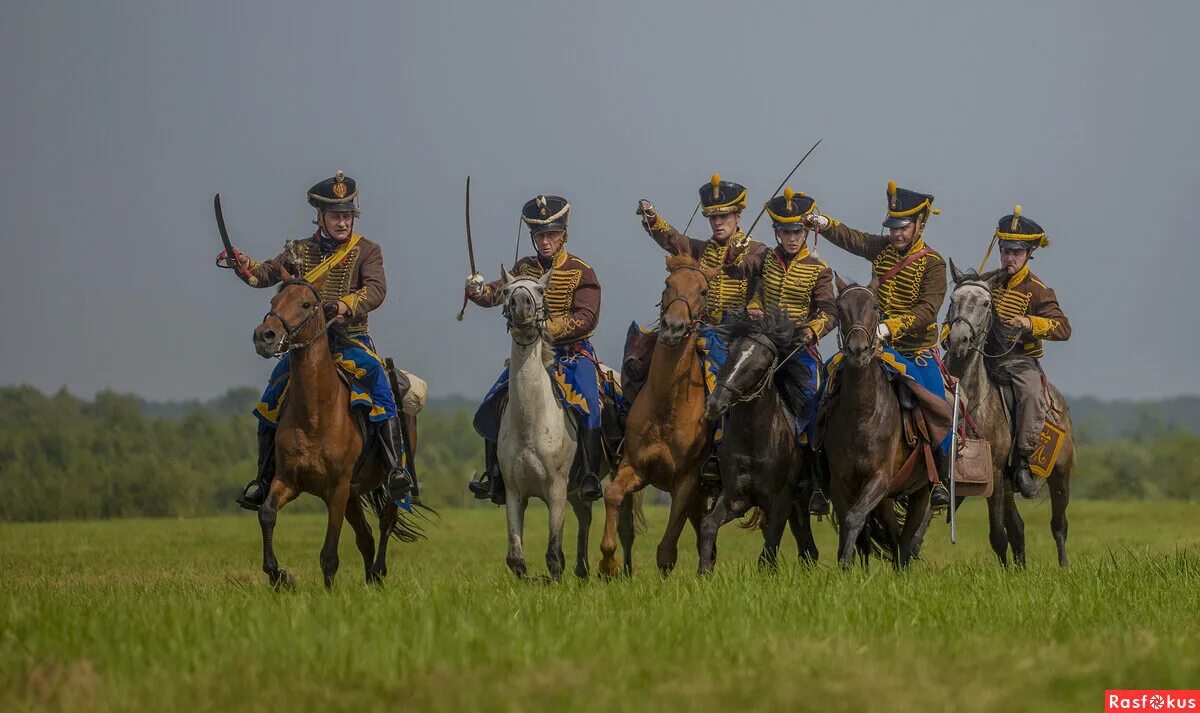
[599,255,718,577]
[944,263,1074,566]
[823,278,933,568]
[251,269,422,589]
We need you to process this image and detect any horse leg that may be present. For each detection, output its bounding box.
[787,503,819,565]
[1003,490,1027,568]
[371,497,398,582]
[568,489,592,579]
[1049,469,1070,567]
[617,493,638,577]
[697,492,733,575]
[545,483,568,582]
[260,478,299,589]
[505,492,530,579]
[343,494,378,585]
[657,476,698,576]
[899,487,932,568]
[600,462,644,578]
[838,474,890,568]
[319,478,351,589]
[985,488,1010,567]
[757,496,793,572]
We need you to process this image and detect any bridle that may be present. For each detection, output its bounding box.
[948,281,1019,359]
[658,264,710,337]
[835,285,880,355]
[261,279,328,357]
[502,279,550,347]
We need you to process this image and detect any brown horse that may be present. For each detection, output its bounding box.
[599,255,719,577]
[251,268,422,589]
[823,278,933,568]
[945,263,1074,566]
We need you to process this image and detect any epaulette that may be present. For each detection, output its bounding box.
[566,253,593,270]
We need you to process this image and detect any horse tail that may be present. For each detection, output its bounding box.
[360,489,438,543]
[631,491,649,536]
[738,507,766,530]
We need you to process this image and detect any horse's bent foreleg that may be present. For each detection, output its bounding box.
[260,478,299,589]
[371,496,398,581]
[985,486,1010,567]
[1003,489,1026,568]
[568,489,592,579]
[697,492,732,575]
[343,495,377,584]
[545,483,568,582]
[899,486,932,568]
[506,493,530,579]
[319,478,351,589]
[838,473,891,567]
[617,494,637,577]
[657,475,698,576]
[600,463,643,578]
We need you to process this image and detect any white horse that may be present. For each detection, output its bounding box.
[496,268,637,580]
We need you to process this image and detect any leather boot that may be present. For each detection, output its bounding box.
[1012,456,1042,499]
[576,428,605,502]
[377,417,414,497]
[236,428,275,512]
[930,448,950,509]
[808,451,830,517]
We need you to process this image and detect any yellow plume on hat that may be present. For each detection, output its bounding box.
[711,173,721,199]
[1010,204,1022,231]
[784,186,795,211]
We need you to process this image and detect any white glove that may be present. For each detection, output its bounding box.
[806,212,830,230]
[465,273,484,296]
[876,322,891,341]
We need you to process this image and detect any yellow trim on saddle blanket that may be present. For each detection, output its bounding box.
[304,233,364,283]
[1029,420,1066,478]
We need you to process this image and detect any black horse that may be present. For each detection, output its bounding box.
[699,308,819,572]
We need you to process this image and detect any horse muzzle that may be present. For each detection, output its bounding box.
[703,386,731,422]
[253,324,283,358]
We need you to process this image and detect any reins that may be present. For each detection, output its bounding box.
[261,280,332,357]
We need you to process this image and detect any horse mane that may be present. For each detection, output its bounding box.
[327,320,361,354]
[722,308,812,416]
[665,253,700,272]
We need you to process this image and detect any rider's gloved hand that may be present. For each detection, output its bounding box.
[876,322,891,342]
[465,273,484,297]
[804,211,830,231]
[636,199,657,225]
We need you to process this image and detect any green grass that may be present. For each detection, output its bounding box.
[2,500,1198,712]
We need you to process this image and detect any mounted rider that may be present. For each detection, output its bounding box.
[739,188,836,511]
[805,181,951,507]
[227,172,416,510]
[465,195,615,504]
[634,175,769,481]
[981,205,1071,498]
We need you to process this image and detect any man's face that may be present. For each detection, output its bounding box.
[774,226,809,255]
[1000,246,1030,275]
[708,212,740,243]
[320,210,355,242]
[887,221,919,252]
[533,230,566,258]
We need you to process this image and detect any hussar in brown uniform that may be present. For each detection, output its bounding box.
[982,206,1071,498]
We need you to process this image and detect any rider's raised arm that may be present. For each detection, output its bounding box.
[642,213,707,260]
[1028,283,1071,342]
[807,264,838,339]
[815,220,890,261]
[339,240,387,321]
[237,248,290,288]
[547,263,600,344]
[882,253,947,343]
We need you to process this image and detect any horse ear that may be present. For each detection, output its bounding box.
[867,276,881,296]
[949,257,966,286]
[537,269,553,289]
[278,262,294,281]
[834,272,848,295]
[501,264,514,285]
[981,268,1007,291]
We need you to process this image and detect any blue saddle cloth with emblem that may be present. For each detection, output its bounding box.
[254,333,397,428]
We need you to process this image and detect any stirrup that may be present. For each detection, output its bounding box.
[236,480,266,512]
[930,482,950,509]
[808,488,830,517]
[468,474,491,500]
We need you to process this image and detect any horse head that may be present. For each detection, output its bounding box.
[834,273,882,368]
[704,309,795,421]
[945,259,1006,366]
[253,263,329,358]
[498,265,551,344]
[659,255,718,346]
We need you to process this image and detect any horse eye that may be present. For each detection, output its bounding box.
[302,302,312,309]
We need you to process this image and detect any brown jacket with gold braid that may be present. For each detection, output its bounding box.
[748,246,837,339]
[643,215,769,323]
[817,222,947,351]
[468,249,600,345]
[240,232,386,333]
[990,264,1071,359]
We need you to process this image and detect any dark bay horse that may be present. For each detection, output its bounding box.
[252,267,422,589]
[823,278,933,568]
[945,262,1074,566]
[699,309,819,573]
[599,255,718,577]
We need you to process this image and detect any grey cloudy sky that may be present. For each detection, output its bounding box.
[2,0,1197,401]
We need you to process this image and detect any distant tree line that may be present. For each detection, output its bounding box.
[0,386,1196,522]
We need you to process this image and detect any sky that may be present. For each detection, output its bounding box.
[1,0,1198,401]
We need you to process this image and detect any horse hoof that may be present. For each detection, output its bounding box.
[573,564,589,579]
[271,570,296,591]
[366,570,385,586]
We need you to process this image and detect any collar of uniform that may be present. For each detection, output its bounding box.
[903,237,927,257]
[776,244,810,265]
[1006,263,1030,289]
[535,248,570,272]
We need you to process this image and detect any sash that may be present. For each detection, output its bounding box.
[304,233,364,283]
[878,246,932,285]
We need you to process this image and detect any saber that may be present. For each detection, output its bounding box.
[948,380,961,544]
[457,176,476,321]
[743,138,823,240]
[680,200,702,235]
[213,193,257,286]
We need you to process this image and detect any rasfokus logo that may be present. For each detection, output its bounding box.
[1106,691,1200,711]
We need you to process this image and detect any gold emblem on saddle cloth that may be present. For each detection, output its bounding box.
[1029,419,1066,478]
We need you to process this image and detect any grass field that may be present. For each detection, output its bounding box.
[2,499,1198,712]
